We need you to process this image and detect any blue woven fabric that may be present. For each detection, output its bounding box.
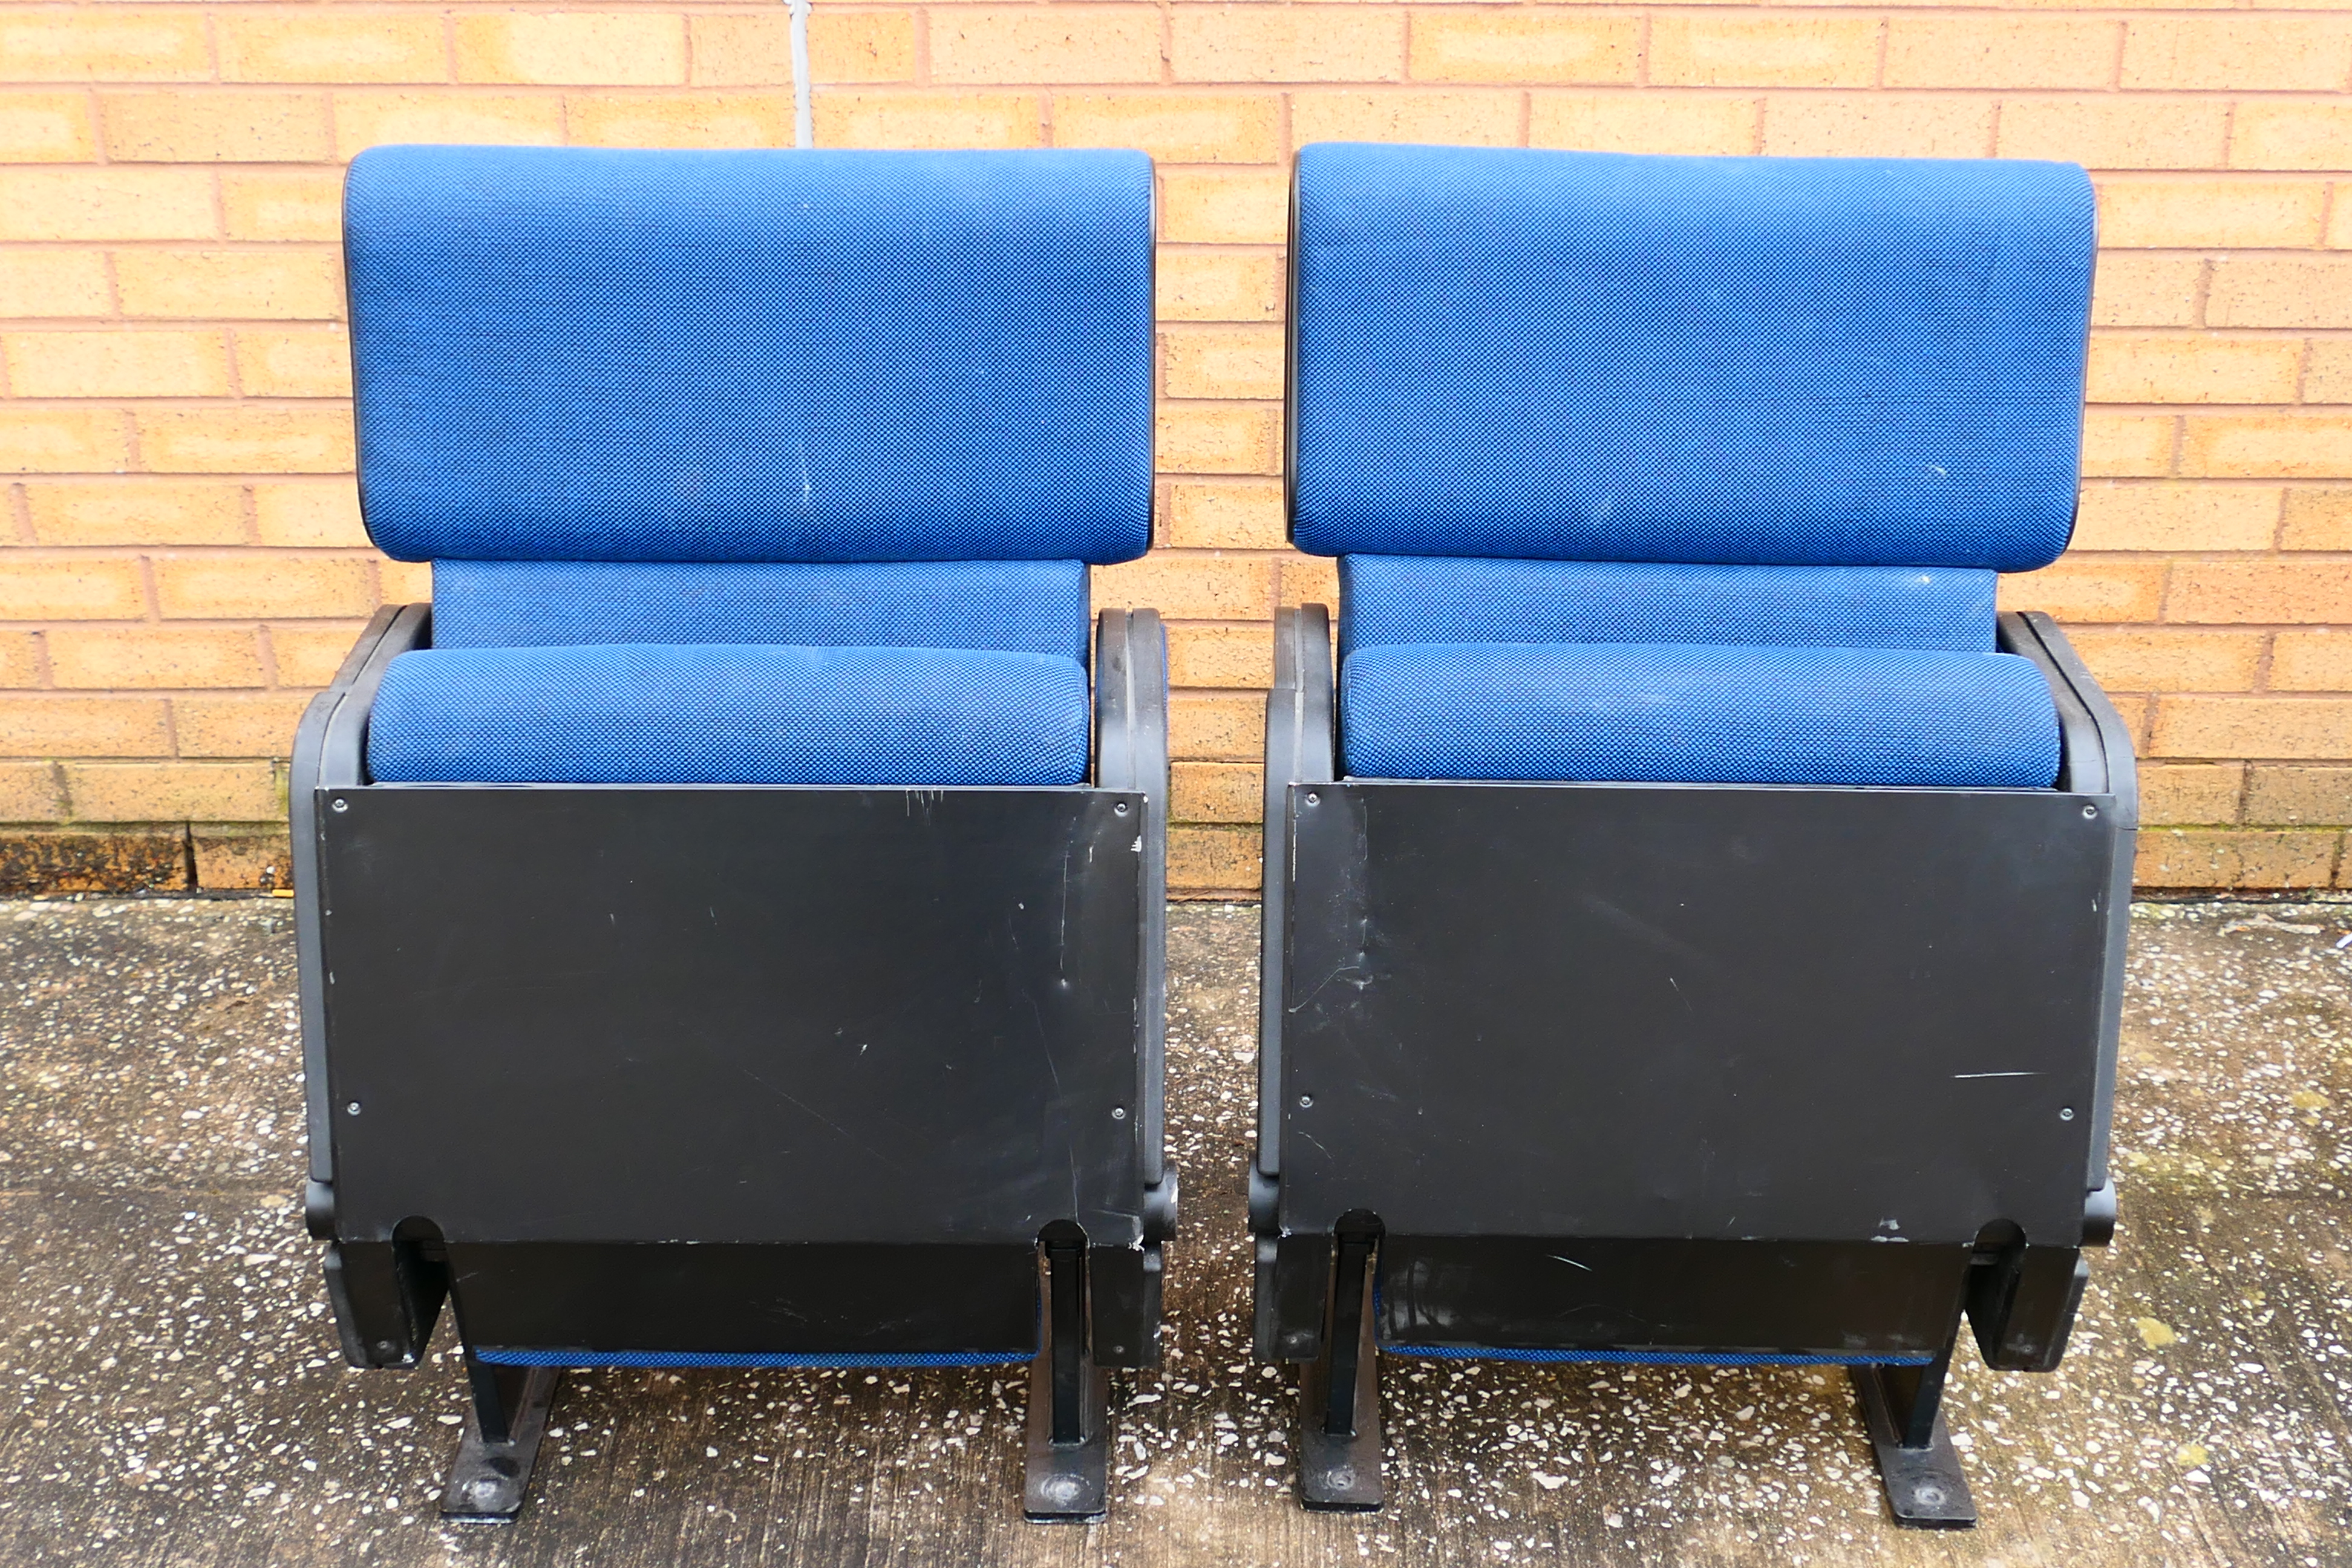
[1339,557,1995,656]
[345,146,1153,564]
[1291,145,2093,571]
[1340,644,2059,787]
[367,645,1090,786]
[432,560,1090,661]
[1381,1345,1933,1367]
[474,1348,1032,1369]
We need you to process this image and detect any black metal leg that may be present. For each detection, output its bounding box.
[1299,1223,1382,1511]
[1851,1339,1977,1529]
[1024,1229,1109,1523]
[440,1352,561,1523]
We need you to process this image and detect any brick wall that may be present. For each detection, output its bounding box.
[2,2,2350,897]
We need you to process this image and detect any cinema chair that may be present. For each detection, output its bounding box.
[1252,145,2132,1528]
[292,146,1173,1525]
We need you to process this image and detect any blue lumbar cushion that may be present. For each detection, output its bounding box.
[1341,644,2059,788]
[368,645,1091,786]
[345,146,1153,565]
[1291,145,2093,572]
[1340,557,1997,656]
[431,560,1091,662]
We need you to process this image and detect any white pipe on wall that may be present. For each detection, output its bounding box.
[790,0,814,148]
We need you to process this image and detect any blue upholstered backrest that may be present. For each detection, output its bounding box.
[1290,145,2094,572]
[345,146,1154,565]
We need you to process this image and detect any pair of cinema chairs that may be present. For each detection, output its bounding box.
[295,142,2132,1532]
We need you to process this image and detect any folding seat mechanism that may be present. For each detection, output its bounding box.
[1024,1221,1114,1523]
[1296,1213,1383,1512]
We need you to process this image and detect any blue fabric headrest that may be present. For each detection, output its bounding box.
[345,146,1154,564]
[1290,145,2094,572]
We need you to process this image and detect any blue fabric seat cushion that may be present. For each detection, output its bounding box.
[1340,644,2059,788]
[431,560,1089,662]
[368,645,1089,786]
[1340,557,1996,656]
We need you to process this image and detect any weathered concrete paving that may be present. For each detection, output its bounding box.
[0,898,2345,1567]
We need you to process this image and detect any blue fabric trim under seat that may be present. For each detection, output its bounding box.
[367,645,1091,786]
[1340,644,2060,788]
[1289,145,2093,571]
[431,560,1091,662]
[1340,558,1996,656]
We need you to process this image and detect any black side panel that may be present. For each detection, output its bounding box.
[319,786,1145,1248]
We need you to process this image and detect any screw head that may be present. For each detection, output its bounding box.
[345,1101,362,1116]
[1111,1106,1126,1120]
[1297,1094,1313,1109]
[2082,804,2099,820]
[1114,801,1129,816]
[1304,791,1320,805]
[1913,1483,1948,1509]
[330,798,349,814]
[2059,1106,2076,1121]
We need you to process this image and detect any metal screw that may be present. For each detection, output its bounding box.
[330,798,349,813]
[1297,1094,1313,1109]
[2082,804,2099,820]
[1114,801,1129,815]
[1304,791,1320,805]
[1111,1106,1127,1120]
[345,1101,362,1116]
[1913,1483,1948,1509]
[2059,1106,2076,1121]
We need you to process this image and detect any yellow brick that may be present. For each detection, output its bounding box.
[2244,764,2352,826]
[1054,94,1282,164]
[0,169,215,242]
[1169,824,1260,893]
[0,697,171,758]
[1167,622,1275,689]
[1158,169,1289,244]
[223,170,345,243]
[2167,561,2352,624]
[115,250,344,321]
[2273,632,2352,693]
[136,408,354,475]
[1279,555,1340,608]
[2305,341,2352,405]
[2097,180,2327,250]
[2179,415,2352,480]
[219,13,450,85]
[0,633,41,689]
[454,13,686,87]
[191,824,293,888]
[1095,557,1273,622]
[932,7,1161,85]
[268,623,370,687]
[0,558,148,620]
[1171,691,1264,760]
[2229,102,2352,173]
[1161,326,1283,400]
[1998,97,2230,172]
[2081,413,2175,477]
[688,11,916,87]
[1529,93,1758,157]
[1650,14,1880,90]
[1290,90,1519,148]
[0,251,112,318]
[2069,483,2280,552]
[1171,8,1405,85]
[1760,97,1993,160]
[46,627,265,691]
[1156,250,1282,322]
[2123,18,2352,93]
[0,11,210,83]
[234,328,353,399]
[100,91,332,163]
[4,330,230,400]
[0,91,97,162]
[153,554,376,619]
[2085,335,2304,407]
[2209,258,2352,330]
[1172,760,1263,824]
[24,481,246,547]
[1163,479,1285,550]
[0,763,67,823]
[1410,11,1638,87]
[2282,489,2352,550]
[2153,697,2352,761]
[173,696,314,759]
[2134,828,2338,890]
[253,481,368,548]
[1884,16,2118,90]
[0,410,132,474]
[812,92,1042,150]
[2333,183,2352,251]
[2000,559,2166,622]
[2091,255,2202,330]
[332,91,567,157]
[566,93,792,149]
[1158,403,1280,475]
[64,761,281,823]
[379,559,432,602]
[2064,627,2265,693]
[2139,761,2244,826]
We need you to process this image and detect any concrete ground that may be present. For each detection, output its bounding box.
[0,898,2346,1567]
